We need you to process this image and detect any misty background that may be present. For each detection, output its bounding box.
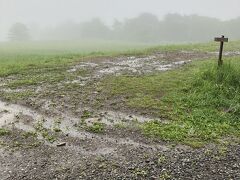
[1,0,240,43]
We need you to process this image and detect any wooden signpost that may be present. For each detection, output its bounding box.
[214,35,228,66]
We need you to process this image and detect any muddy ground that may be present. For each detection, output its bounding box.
[0,51,240,179]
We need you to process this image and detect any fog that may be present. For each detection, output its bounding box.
[1,0,240,42]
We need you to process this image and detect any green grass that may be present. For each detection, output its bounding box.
[0,128,10,136]
[87,122,105,133]
[100,57,240,146]
[81,110,93,119]
[0,40,150,55]
[1,90,35,102]
[149,40,240,52]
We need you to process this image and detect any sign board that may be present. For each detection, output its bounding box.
[214,37,228,42]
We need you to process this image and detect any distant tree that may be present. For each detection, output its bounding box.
[161,14,188,42]
[21,13,240,43]
[80,18,111,40]
[112,19,124,40]
[225,17,240,40]
[122,13,161,42]
[112,19,123,32]
[8,23,31,42]
[184,15,222,42]
[42,21,82,41]
[160,14,223,42]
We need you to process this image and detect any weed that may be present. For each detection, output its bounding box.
[81,110,92,119]
[34,120,56,143]
[34,120,45,132]
[53,127,61,133]
[158,154,167,164]
[22,131,37,138]
[218,146,228,157]
[133,168,148,177]
[0,128,10,136]
[41,131,56,143]
[53,119,62,133]
[12,141,22,148]
[87,122,105,133]
[28,141,41,148]
[114,123,127,129]
[159,171,172,180]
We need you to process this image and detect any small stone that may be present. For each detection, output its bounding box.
[150,176,158,179]
[57,142,66,147]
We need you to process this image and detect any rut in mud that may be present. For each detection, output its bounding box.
[0,51,240,179]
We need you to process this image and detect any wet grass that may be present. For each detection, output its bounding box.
[1,90,36,102]
[6,68,69,89]
[100,57,240,146]
[76,109,106,133]
[0,128,10,136]
[34,120,56,143]
[149,40,240,52]
[87,122,106,133]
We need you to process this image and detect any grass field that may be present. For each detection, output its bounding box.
[0,40,151,77]
[0,40,240,147]
[0,40,240,77]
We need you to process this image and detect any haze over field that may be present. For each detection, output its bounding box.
[1,0,240,42]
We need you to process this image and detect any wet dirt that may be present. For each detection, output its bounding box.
[0,51,240,179]
[64,51,209,87]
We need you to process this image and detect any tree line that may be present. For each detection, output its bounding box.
[8,13,240,43]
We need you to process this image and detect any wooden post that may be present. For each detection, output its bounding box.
[214,35,228,66]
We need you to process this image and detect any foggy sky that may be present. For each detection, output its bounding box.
[1,0,240,41]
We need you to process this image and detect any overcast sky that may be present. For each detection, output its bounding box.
[1,0,240,40]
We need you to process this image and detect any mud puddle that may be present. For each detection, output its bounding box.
[65,52,206,86]
[0,100,165,151]
[84,110,164,126]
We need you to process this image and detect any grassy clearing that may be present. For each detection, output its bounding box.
[0,40,240,77]
[100,57,240,146]
[1,40,240,146]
